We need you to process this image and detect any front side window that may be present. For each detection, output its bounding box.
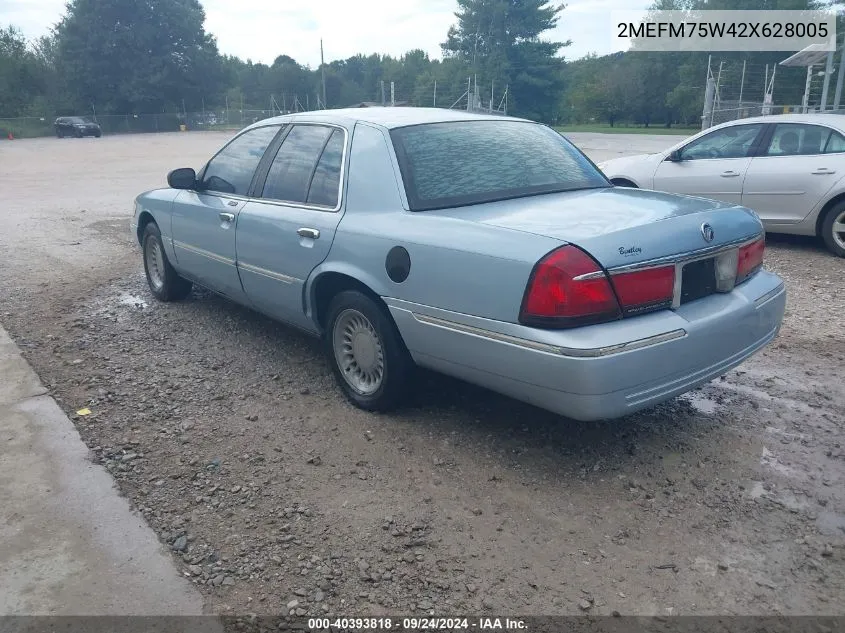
[765,123,833,156]
[260,124,343,206]
[389,120,608,211]
[680,124,764,160]
[200,125,281,196]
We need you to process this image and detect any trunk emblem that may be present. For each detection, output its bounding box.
[700,223,715,243]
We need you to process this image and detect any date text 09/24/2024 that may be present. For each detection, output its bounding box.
[307,617,528,630]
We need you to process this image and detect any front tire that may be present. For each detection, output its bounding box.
[821,202,845,257]
[325,290,414,412]
[142,222,192,301]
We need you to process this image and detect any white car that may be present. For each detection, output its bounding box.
[597,113,845,257]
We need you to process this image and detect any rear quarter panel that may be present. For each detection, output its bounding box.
[309,122,563,324]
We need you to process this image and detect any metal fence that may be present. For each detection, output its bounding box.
[0,109,293,139]
[701,53,845,128]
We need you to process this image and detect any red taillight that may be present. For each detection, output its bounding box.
[737,237,765,283]
[611,266,675,315]
[520,245,621,328]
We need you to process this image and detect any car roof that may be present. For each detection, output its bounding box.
[716,112,845,131]
[243,106,531,131]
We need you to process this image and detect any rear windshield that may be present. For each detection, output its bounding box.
[389,120,609,211]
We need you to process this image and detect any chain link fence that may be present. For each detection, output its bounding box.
[0,108,293,139]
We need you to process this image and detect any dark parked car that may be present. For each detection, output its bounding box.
[55,116,102,138]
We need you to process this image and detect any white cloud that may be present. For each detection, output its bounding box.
[2,0,650,65]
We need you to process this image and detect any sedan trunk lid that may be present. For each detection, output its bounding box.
[427,186,763,269]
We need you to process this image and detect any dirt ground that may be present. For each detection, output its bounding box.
[1,132,843,618]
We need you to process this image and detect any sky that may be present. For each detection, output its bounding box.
[1,0,650,67]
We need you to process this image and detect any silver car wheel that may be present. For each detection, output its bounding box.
[144,236,166,291]
[832,209,845,250]
[332,308,385,396]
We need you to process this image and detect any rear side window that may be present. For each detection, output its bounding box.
[825,130,845,153]
[389,121,608,211]
[200,125,280,195]
[765,123,833,156]
[261,125,336,205]
[306,129,344,207]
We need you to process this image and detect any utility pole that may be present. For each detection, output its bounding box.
[381,80,386,106]
[391,81,395,106]
[433,80,437,107]
[822,49,835,110]
[225,94,229,123]
[490,80,494,113]
[466,77,471,110]
[320,39,327,109]
[835,33,845,109]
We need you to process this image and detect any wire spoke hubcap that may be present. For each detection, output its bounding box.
[145,237,166,291]
[832,210,845,250]
[333,309,385,396]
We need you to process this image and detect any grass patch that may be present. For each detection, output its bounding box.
[555,124,699,135]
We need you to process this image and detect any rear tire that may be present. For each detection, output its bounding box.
[56,129,64,138]
[142,222,193,301]
[821,201,845,258]
[324,290,414,412]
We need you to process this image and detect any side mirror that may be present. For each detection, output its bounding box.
[667,149,682,162]
[167,167,197,190]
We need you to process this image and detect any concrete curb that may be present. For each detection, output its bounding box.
[0,324,215,617]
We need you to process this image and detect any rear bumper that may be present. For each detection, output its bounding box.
[387,270,786,421]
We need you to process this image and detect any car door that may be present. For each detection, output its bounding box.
[170,124,282,301]
[742,122,845,224]
[236,123,348,330]
[651,122,766,204]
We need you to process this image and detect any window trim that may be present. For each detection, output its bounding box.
[252,122,349,213]
[676,122,767,162]
[195,124,286,200]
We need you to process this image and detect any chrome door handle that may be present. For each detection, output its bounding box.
[297,227,320,239]
[811,168,835,175]
[219,212,235,222]
[720,170,739,177]
[227,200,239,206]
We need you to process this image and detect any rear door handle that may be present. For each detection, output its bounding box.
[297,227,320,239]
[720,170,739,177]
[219,212,235,223]
[811,168,836,175]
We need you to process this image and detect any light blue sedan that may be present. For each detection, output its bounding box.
[130,108,786,421]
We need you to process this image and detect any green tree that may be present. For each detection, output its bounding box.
[0,25,45,117]
[54,0,224,113]
[442,0,568,120]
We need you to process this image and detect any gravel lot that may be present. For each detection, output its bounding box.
[1,132,844,618]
